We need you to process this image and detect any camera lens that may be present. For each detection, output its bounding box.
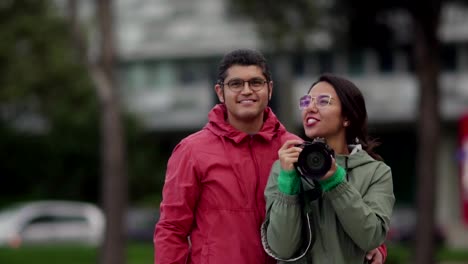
[294,140,334,180]
[306,152,325,170]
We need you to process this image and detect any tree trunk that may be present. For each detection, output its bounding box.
[412,1,441,263]
[96,1,128,264]
[274,54,298,133]
[67,1,128,264]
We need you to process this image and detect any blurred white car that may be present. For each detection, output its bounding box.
[0,200,105,247]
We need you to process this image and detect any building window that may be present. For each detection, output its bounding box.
[348,50,365,75]
[126,63,148,90]
[378,50,394,73]
[149,61,177,89]
[178,61,209,85]
[122,61,178,90]
[441,44,457,72]
[318,51,333,73]
[403,46,415,73]
[293,54,306,77]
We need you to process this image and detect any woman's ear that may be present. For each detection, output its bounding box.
[343,119,350,127]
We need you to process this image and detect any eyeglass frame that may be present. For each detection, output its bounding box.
[299,94,334,110]
[220,78,269,92]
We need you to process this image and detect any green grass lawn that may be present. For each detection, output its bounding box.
[0,243,153,264]
[387,244,468,264]
[2,243,468,264]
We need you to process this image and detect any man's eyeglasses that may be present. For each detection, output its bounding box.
[299,94,333,110]
[221,78,268,92]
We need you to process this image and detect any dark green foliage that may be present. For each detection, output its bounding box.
[0,0,99,205]
[125,120,166,206]
[0,1,164,207]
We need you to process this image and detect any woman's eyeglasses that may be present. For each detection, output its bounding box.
[299,94,333,110]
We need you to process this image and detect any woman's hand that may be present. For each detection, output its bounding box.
[278,140,304,171]
[366,248,384,264]
[320,156,338,180]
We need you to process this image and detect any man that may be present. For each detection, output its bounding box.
[154,49,386,263]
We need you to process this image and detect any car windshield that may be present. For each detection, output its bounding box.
[0,204,23,220]
[0,205,23,233]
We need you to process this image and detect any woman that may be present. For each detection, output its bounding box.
[261,73,395,263]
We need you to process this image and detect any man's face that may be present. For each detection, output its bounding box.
[215,65,272,126]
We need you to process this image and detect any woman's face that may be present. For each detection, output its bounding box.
[301,81,348,143]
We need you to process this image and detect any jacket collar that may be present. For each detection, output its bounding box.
[205,104,285,144]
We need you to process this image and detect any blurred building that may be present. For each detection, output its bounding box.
[115,0,260,131]
[79,0,468,247]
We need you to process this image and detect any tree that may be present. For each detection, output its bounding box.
[0,0,163,209]
[68,0,127,264]
[229,0,466,263]
[0,0,101,204]
[95,1,127,264]
[336,2,460,263]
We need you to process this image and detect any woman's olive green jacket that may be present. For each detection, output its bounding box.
[261,147,395,263]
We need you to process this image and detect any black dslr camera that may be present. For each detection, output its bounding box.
[294,138,335,180]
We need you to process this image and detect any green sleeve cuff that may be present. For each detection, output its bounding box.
[319,165,346,192]
[278,169,301,195]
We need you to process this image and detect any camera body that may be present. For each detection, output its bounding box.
[294,138,335,180]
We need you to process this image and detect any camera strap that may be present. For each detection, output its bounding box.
[298,179,321,262]
[300,177,322,203]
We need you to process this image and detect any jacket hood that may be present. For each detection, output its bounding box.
[203,104,291,205]
[204,104,286,143]
[336,144,376,170]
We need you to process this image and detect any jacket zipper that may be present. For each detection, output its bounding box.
[249,137,262,226]
[248,137,267,263]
